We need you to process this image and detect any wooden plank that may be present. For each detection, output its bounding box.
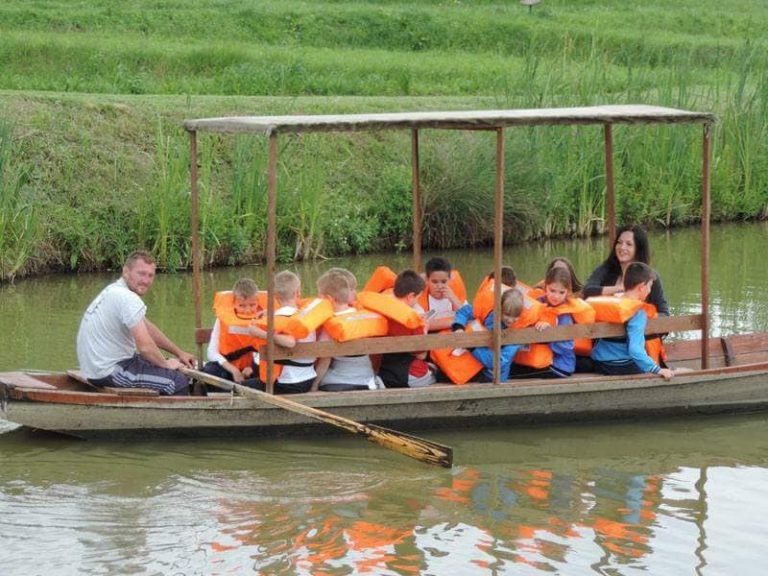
[261,315,703,360]
[665,339,723,362]
[0,372,57,390]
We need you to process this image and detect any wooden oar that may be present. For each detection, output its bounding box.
[181,368,453,468]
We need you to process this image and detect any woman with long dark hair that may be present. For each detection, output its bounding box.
[583,224,669,315]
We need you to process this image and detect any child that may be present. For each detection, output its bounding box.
[590,262,674,379]
[533,257,584,297]
[511,267,593,378]
[252,270,317,394]
[452,288,524,382]
[420,257,467,331]
[313,269,380,392]
[203,278,263,384]
[378,270,437,388]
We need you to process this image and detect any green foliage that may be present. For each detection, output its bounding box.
[0,121,38,282]
[0,0,767,280]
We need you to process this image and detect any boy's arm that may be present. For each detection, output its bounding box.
[248,325,296,348]
[451,304,474,330]
[627,311,660,373]
[311,330,332,390]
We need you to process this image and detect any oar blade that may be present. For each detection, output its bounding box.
[364,424,453,468]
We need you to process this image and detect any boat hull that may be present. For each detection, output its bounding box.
[3,365,768,439]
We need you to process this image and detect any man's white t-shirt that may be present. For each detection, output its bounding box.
[76,277,146,379]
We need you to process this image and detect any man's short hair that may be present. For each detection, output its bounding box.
[394,270,425,298]
[124,250,155,268]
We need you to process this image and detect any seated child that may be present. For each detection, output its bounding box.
[313,269,380,392]
[420,257,467,331]
[203,278,263,384]
[590,262,674,380]
[452,288,524,382]
[251,270,318,394]
[378,270,437,388]
[510,267,593,379]
[326,266,358,305]
[533,257,584,298]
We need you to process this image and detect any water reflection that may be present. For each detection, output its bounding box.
[2,415,768,575]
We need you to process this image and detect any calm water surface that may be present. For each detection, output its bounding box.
[2,223,768,574]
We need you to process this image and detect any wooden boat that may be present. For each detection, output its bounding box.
[7,104,763,440]
[2,333,768,439]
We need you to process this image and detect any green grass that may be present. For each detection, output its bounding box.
[0,0,767,281]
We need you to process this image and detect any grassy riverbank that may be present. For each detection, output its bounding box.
[1,0,767,281]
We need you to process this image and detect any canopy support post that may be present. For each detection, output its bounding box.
[493,128,505,385]
[411,129,422,271]
[701,123,712,369]
[604,123,616,244]
[266,130,278,393]
[189,130,202,362]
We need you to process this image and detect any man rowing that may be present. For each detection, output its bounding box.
[76,250,196,395]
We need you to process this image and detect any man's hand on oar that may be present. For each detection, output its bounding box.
[181,368,453,468]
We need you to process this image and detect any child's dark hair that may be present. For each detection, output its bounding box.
[604,224,651,273]
[394,270,425,298]
[425,257,451,277]
[545,267,572,291]
[623,262,656,291]
[488,266,516,287]
[545,257,582,294]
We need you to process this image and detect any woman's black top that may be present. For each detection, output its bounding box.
[583,262,670,316]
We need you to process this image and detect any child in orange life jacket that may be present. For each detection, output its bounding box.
[533,257,584,298]
[510,267,580,379]
[591,262,675,380]
[313,269,381,392]
[250,270,318,394]
[451,288,524,382]
[421,257,467,331]
[326,266,358,305]
[378,270,437,388]
[203,277,265,385]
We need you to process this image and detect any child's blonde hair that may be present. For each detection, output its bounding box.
[274,270,300,302]
[232,278,259,299]
[317,269,351,304]
[501,288,524,318]
[327,267,357,291]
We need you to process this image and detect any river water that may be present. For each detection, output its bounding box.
[2,223,768,575]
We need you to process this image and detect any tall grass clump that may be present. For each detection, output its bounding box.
[0,121,38,282]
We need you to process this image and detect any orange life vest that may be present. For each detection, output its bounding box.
[514,297,595,369]
[417,269,468,312]
[322,308,389,342]
[363,265,398,293]
[212,291,265,371]
[472,277,543,328]
[429,321,486,385]
[262,297,334,340]
[356,291,425,330]
[587,296,667,365]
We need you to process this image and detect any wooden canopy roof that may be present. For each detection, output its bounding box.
[183,105,714,135]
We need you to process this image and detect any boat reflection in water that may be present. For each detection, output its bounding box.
[196,416,768,575]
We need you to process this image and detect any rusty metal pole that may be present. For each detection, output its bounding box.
[411,129,422,271]
[701,123,712,369]
[189,130,202,362]
[604,123,616,245]
[493,128,505,384]
[266,130,278,393]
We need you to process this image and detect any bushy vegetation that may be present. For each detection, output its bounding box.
[0,0,767,280]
